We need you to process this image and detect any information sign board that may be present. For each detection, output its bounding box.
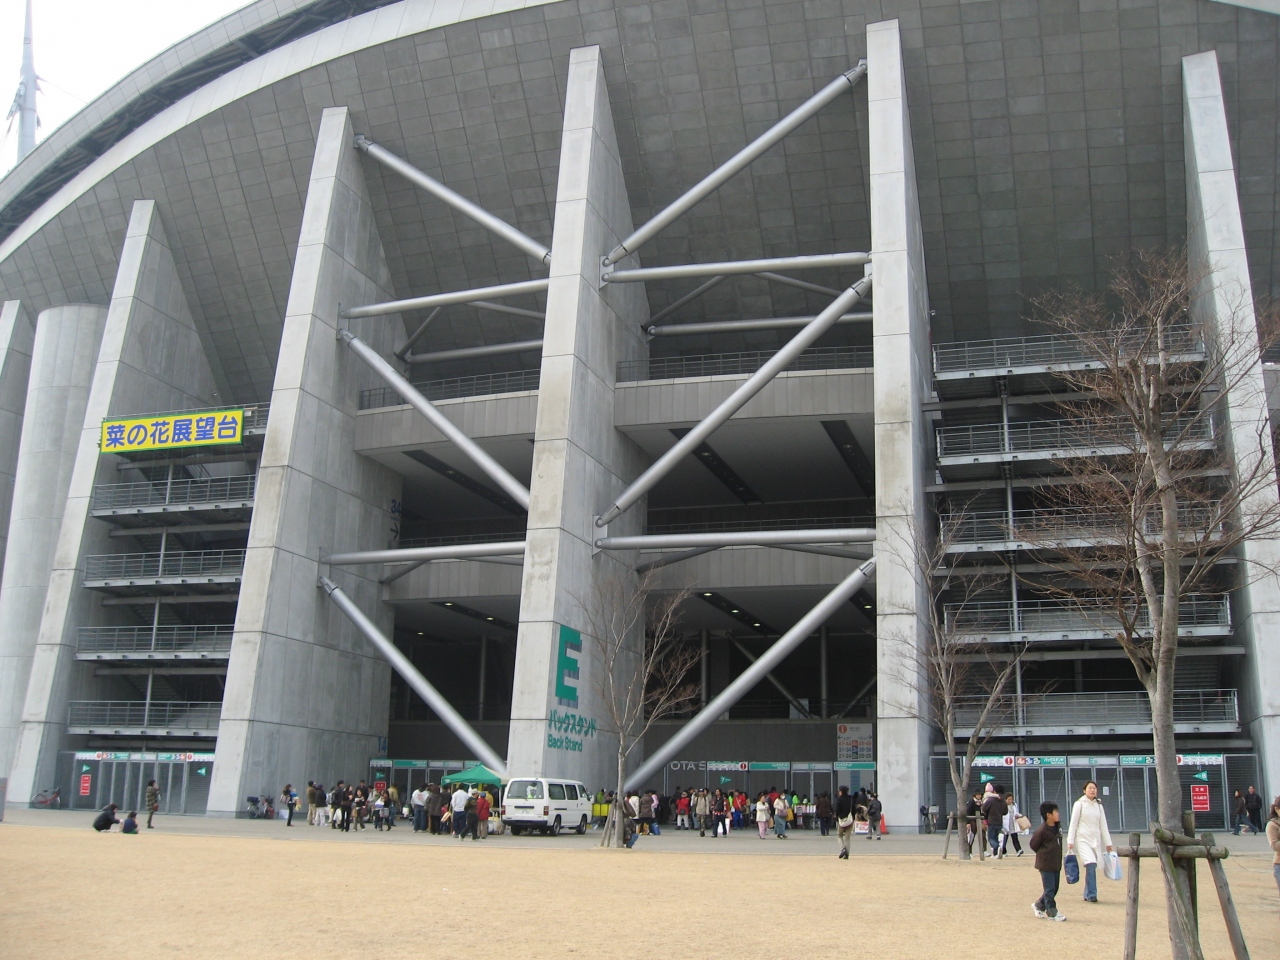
[1190,783,1210,812]
[101,408,243,453]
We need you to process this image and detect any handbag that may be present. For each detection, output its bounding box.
[1015,814,1031,832]
[1103,851,1124,881]
[1064,854,1080,884]
[785,807,795,822]
[838,814,854,829]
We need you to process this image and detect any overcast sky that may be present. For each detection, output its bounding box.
[0,0,250,176]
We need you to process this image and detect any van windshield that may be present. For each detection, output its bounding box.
[507,780,544,800]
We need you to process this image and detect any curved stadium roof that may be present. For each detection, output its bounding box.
[0,0,1276,406]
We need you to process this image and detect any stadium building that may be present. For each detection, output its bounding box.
[0,0,1277,829]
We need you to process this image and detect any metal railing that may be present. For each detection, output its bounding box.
[359,369,541,410]
[936,416,1213,459]
[933,324,1203,374]
[67,700,223,730]
[954,689,1238,729]
[945,504,1225,545]
[84,549,246,581]
[92,474,256,510]
[617,345,873,382]
[77,625,234,655]
[646,515,872,535]
[944,595,1230,637]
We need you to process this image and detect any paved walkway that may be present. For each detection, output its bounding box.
[6,806,1275,858]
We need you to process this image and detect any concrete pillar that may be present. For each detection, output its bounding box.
[0,304,103,784]
[506,45,649,789]
[1184,50,1280,797]
[0,302,34,572]
[7,199,220,802]
[207,107,402,815]
[868,19,933,831]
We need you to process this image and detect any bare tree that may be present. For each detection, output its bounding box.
[884,510,1027,860]
[1025,247,1280,836]
[578,571,699,847]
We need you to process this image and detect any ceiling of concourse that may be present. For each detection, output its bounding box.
[0,0,1275,403]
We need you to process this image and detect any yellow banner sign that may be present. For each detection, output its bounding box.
[101,409,243,453]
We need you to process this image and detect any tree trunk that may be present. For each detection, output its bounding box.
[1149,674,1195,960]
[1149,675,1182,828]
[614,747,627,848]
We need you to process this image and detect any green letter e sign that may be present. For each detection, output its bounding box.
[555,624,581,708]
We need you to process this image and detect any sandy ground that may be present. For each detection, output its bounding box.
[2,813,1277,959]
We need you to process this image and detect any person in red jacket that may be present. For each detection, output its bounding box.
[476,790,491,839]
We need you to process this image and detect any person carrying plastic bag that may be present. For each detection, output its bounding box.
[1066,780,1114,903]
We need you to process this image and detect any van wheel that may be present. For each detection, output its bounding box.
[510,826,523,836]
[548,816,561,837]
[576,815,588,835]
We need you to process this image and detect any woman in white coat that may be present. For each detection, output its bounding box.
[1066,781,1114,902]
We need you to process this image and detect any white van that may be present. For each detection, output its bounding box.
[502,777,592,835]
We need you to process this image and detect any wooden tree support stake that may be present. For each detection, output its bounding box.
[1202,833,1250,960]
[1124,832,1141,960]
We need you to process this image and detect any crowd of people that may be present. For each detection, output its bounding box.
[289,780,498,838]
[593,784,885,849]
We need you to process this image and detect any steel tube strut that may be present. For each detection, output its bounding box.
[647,311,871,337]
[343,278,550,320]
[758,272,842,297]
[646,276,727,326]
[395,307,442,360]
[472,301,545,320]
[340,330,531,510]
[380,559,428,584]
[625,558,875,789]
[731,639,811,718]
[595,528,875,551]
[356,135,550,265]
[405,339,543,365]
[603,251,869,284]
[319,575,507,774]
[597,273,872,527]
[634,546,718,574]
[604,63,867,265]
[324,541,527,565]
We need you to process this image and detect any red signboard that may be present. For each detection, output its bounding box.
[1190,783,1210,812]
[79,774,92,796]
[373,780,387,793]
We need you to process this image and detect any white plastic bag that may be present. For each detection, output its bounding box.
[1103,850,1124,881]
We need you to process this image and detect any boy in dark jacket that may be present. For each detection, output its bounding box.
[1029,801,1066,921]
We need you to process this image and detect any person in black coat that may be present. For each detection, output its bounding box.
[92,804,120,832]
[834,786,856,859]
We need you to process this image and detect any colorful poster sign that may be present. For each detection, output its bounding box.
[836,722,873,761]
[79,774,92,796]
[101,408,243,453]
[1190,783,1210,812]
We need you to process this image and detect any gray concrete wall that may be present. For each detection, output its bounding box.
[0,303,104,786]
[207,106,402,815]
[507,45,649,789]
[6,198,220,803]
[0,302,33,573]
[1184,49,1280,799]
[868,18,933,832]
[614,369,874,428]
